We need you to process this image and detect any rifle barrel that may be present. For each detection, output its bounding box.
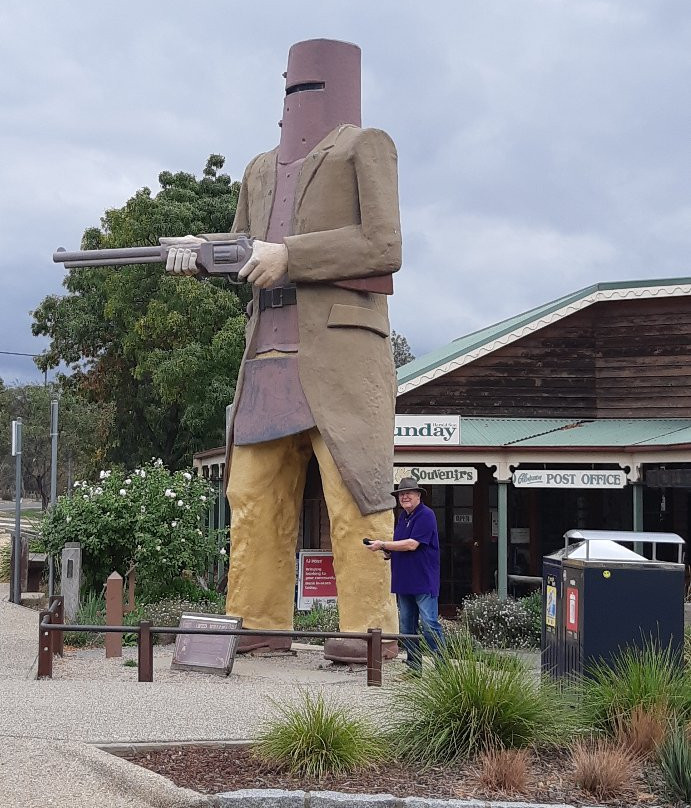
[63,256,164,268]
[53,246,162,264]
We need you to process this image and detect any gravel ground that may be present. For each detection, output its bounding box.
[1,639,395,744]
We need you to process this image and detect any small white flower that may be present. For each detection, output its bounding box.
[119,489,127,496]
[219,547,227,555]
[140,470,146,478]
[177,499,184,507]
[66,516,72,523]
[73,481,80,488]
[99,470,106,480]
[180,537,185,543]
[183,472,192,481]
[154,458,163,467]
[124,478,132,485]
[196,529,202,536]
[156,544,161,551]
[171,520,177,528]
[82,495,89,500]
[200,495,207,502]
[140,506,146,513]
[185,505,190,510]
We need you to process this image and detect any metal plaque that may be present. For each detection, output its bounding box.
[171,613,242,676]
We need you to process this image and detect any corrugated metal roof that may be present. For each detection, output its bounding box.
[397,276,691,388]
[459,417,691,447]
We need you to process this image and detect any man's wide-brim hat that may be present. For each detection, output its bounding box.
[391,477,427,497]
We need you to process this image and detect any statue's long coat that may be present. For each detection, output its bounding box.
[225,124,402,514]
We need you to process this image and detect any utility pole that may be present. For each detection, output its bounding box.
[48,399,59,596]
[11,419,22,605]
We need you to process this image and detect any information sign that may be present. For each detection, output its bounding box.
[171,613,242,676]
[297,551,337,610]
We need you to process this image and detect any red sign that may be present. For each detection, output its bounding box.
[565,587,579,633]
[297,551,337,609]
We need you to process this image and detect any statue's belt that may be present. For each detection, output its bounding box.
[258,285,297,311]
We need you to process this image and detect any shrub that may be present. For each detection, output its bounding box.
[293,603,339,644]
[139,576,225,607]
[580,644,691,733]
[471,746,531,795]
[658,722,691,804]
[519,590,542,646]
[142,596,225,628]
[64,593,106,647]
[386,634,574,765]
[461,593,537,649]
[40,460,222,592]
[614,705,669,759]
[255,691,380,778]
[570,738,637,801]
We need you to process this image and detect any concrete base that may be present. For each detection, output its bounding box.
[20,591,47,608]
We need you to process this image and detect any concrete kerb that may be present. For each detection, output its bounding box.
[211,793,581,808]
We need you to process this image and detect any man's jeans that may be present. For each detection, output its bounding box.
[397,593,445,671]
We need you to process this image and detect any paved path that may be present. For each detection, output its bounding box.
[0,586,385,807]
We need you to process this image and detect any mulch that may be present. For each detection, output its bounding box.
[124,744,672,806]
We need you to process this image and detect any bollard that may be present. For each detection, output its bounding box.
[105,572,123,659]
[138,620,154,682]
[125,568,136,614]
[37,609,53,679]
[366,627,383,687]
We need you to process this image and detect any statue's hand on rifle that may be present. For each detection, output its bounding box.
[160,236,206,276]
[237,240,288,289]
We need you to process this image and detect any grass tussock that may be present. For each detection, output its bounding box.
[570,738,637,801]
[385,635,575,766]
[470,746,531,795]
[614,704,669,759]
[658,722,691,804]
[580,644,691,733]
[254,691,381,779]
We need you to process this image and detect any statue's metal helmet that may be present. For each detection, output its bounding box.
[278,38,361,163]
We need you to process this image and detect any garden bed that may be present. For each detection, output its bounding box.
[124,743,670,806]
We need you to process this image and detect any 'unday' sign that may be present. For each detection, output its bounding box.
[394,415,461,446]
[513,470,627,489]
[394,466,477,485]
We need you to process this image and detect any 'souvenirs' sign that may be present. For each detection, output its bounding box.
[394,466,477,485]
[512,470,627,489]
[394,415,461,446]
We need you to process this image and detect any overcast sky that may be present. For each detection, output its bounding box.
[1,0,690,385]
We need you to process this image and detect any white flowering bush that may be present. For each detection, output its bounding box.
[460,592,536,649]
[41,460,221,592]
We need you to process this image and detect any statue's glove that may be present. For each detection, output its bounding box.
[160,235,206,276]
[237,240,288,289]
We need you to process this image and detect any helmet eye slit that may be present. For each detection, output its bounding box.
[285,81,326,95]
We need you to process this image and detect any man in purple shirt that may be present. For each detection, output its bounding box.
[366,477,445,673]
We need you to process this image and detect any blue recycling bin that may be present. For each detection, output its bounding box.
[541,530,685,682]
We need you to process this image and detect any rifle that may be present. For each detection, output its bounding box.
[53,235,254,282]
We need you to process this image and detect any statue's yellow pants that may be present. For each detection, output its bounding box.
[225,427,399,635]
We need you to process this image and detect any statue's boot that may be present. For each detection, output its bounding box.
[236,633,293,653]
[323,638,398,664]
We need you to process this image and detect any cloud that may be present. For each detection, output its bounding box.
[1,0,690,386]
[391,204,618,355]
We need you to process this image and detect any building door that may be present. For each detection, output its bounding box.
[428,484,475,614]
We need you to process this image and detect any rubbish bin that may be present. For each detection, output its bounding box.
[541,530,685,682]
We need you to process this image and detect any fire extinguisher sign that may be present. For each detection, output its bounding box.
[565,587,579,633]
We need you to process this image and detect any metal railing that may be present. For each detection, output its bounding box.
[38,598,417,687]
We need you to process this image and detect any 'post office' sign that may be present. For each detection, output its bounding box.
[513,470,627,489]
